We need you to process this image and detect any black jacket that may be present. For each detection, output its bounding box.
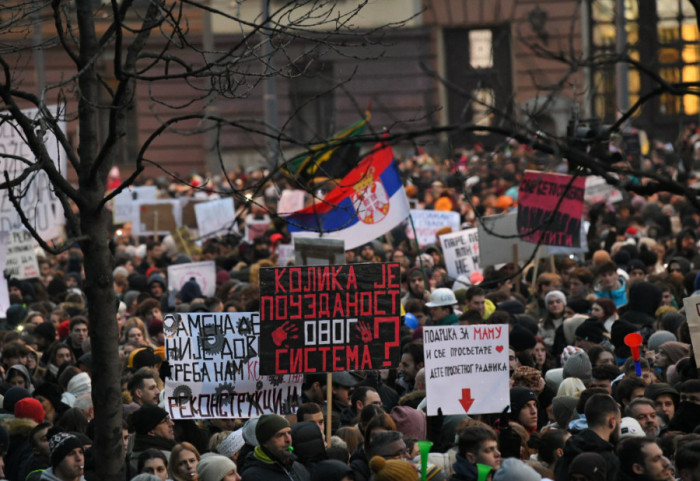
[449,454,478,481]
[240,447,310,481]
[554,429,619,481]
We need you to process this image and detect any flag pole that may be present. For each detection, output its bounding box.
[408,213,429,291]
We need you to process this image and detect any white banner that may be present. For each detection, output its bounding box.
[195,198,236,239]
[423,324,510,416]
[0,107,67,239]
[407,209,461,247]
[4,230,40,280]
[163,312,303,419]
[112,186,158,224]
[683,294,700,367]
[167,261,217,297]
[439,228,481,282]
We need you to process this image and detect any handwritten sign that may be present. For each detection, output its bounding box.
[167,261,217,297]
[278,189,306,215]
[0,107,66,239]
[258,263,402,375]
[407,210,461,247]
[517,171,586,247]
[112,186,158,224]
[4,230,39,280]
[163,312,303,419]
[244,215,271,243]
[439,228,481,281]
[423,324,510,415]
[195,198,236,239]
[683,294,700,367]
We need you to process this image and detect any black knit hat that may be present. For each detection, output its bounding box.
[255,414,290,446]
[575,321,605,344]
[49,431,83,468]
[509,386,538,421]
[510,325,537,352]
[129,404,168,435]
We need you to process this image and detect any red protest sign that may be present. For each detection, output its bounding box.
[258,263,402,375]
[517,170,586,247]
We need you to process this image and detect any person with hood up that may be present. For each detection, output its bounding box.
[291,422,327,473]
[5,364,35,393]
[554,394,621,481]
[60,372,91,408]
[611,281,662,358]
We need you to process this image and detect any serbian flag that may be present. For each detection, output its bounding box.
[286,141,410,250]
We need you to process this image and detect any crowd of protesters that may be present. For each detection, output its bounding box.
[2,130,700,481]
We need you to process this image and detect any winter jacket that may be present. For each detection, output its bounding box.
[450,454,478,481]
[594,277,628,308]
[3,416,37,481]
[554,429,619,481]
[240,446,309,481]
[436,312,460,326]
[291,422,327,472]
[40,467,85,481]
[349,446,370,481]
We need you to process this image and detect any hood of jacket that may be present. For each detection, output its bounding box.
[562,429,614,460]
[2,415,38,438]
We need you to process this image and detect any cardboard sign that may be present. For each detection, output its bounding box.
[683,294,700,367]
[133,200,181,236]
[278,189,306,215]
[0,107,67,239]
[195,198,236,239]
[112,186,158,224]
[244,215,271,243]
[258,263,402,375]
[293,236,345,266]
[478,212,550,266]
[407,210,461,247]
[585,176,623,204]
[439,228,481,281]
[423,324,510,416]
[517,171,586,247]
[163,312,303,419]
[168,261,216,297]
[4,230,40,280]
[181,199,203,229]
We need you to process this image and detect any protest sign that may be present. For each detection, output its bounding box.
[278,189,306,215]
[407,210,461,247]
[245,215,271,243]
[195,198,236,239]
[133,200,181,237]
[683,294,700,367]
[258,263,402,375]
[4,230,40,280]
[0,107,66,239]
[478,212,550,266]
[585,176,623,204]
[163,312,303,419]
[293,236,345,266]
[423,324,510,416]
[517,171,586,247]
[438,228,480,281]
[112,186,158,224]
[168,261,217,297]
[277,243,294,267]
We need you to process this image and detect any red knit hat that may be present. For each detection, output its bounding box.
[14,397,45,424]
[57,320,70,339]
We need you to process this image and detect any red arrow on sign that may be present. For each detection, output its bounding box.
[459,388,475,413]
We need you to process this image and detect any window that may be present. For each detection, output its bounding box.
[288,60,335,143]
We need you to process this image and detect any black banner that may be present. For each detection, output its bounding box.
[259,263,402,375]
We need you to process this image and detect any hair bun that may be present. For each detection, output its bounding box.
[369,456,387,473]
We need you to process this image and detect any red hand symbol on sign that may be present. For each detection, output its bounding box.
[356,320,373,343]
[272,321,298,347]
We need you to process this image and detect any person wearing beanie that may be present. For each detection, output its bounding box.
[33,382,69,423]
[554,394,620,481]
[510,386,538,433]
[41,431,85,481]
[14,397,45,424]
[128,404,176,472]
[563,351,593,385]
[644,383,679,425]
[647,330,677,354]
[568,452,606,481]
[574,321,607,351]
[239,414,308,481]
[368,456,417,481]
[538,290,567,352]
[197,453,240,481]
[217,430,245,461]
[492,458,540,481]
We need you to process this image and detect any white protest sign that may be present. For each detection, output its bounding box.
[407,210,461,247]
[439,228,481,281]
[163,312,303,419]
[244,215,271,243]
[423,324,510,416]
[478,211,550,266]
[0,107,67,239]
[195,198,236,239]
[585,176,623,204]
[4,230,40,280]
[112,186,158,224]
[683,294,700,367]
[277,189,306,215]
[276,243,294,267]
[168,261,217,297]
[0,232,10,317]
